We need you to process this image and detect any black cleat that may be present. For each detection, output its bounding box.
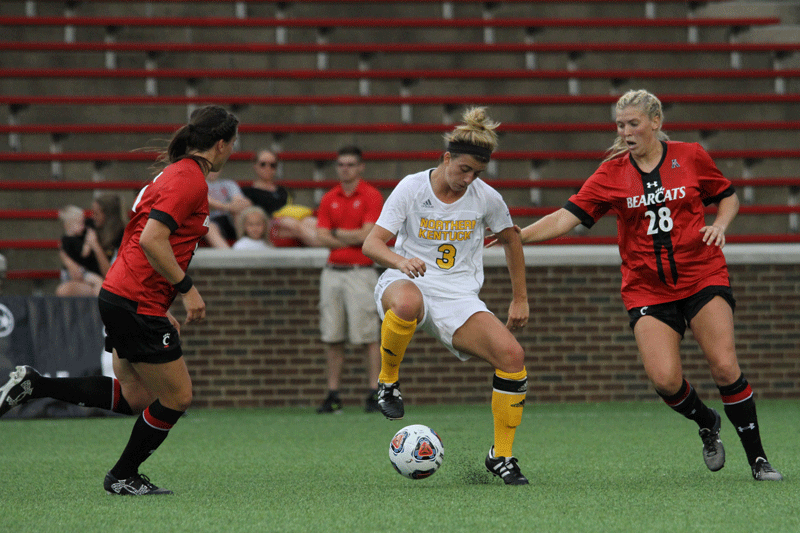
[751,457,783,481]
[316,392,343,414]
[364,389,381,413]
[104,472,174,495]
[486,446,529,485]
[376,381,404,420]
[698,408,725,472]
[0,365,41,417]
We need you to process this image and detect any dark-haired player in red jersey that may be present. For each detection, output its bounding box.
[0,105,239,494]
[500,89,781,481]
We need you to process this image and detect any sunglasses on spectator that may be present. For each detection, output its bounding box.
[258,161,278,168]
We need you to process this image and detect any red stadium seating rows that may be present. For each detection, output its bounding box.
[5,67,797,81]
[7,41,800,55]
[4,121,800,136]
[4,94,799,107]
[0,15,779,29]
[5,149,800,163]
[0,68,800,82]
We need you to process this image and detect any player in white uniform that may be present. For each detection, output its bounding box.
[362,107,531,485]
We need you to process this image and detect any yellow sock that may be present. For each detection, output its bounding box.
[378,309,417,384]
[491,368,527,458]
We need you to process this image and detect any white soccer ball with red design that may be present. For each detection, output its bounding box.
[389,424,444,479]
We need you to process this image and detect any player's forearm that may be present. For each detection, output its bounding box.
[519,208,580,244]
[712,193,739,232]
[503,237,528,302]
[362,234,401,269]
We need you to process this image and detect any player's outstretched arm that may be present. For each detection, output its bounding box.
[519,208,582,244]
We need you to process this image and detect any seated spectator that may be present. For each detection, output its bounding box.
[233,206,272,250]
[55,205,106,296]
[90,194,126,264]
[207,170,252,248]
[241,149,321,247]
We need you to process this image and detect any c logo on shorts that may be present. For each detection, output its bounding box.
[640,306,649,316]
[162,333,171,348]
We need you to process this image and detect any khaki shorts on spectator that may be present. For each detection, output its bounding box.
[320,266,380,345]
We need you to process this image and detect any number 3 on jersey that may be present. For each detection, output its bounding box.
[644,206,673,235]
[436,243,457,269]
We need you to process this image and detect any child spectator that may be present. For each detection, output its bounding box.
[233,206,272,250]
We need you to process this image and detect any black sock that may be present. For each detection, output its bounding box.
[719,374,766,465]
[110,400,184,479]
[657,379,716,429]
[31,375,133,415]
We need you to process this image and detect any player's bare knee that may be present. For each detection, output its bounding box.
[652,375,684,397]
[710,359,740,386]
[390,302,421,323]
[120,384,154,414]
[171,389,193,412]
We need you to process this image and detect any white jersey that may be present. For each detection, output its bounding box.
[376,169,513,299]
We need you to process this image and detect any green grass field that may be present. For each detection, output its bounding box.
[1,401,798,533]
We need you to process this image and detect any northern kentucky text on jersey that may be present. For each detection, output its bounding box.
[418,218,477,241]
[626,186,686,208]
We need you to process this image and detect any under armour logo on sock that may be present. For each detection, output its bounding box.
[737,423,756,433]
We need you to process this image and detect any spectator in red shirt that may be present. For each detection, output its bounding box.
[315,146,384,413]
[0,105,240,494]
[497,89,781,481]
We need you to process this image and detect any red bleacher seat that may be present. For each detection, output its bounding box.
[2,120,799,136]
[0,15,781,29]
[4,41,800,55]
[3,66,798,81]
[3,93,799,108]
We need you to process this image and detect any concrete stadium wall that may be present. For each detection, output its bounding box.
[181,245,800,409]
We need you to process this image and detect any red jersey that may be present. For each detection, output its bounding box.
[102,158,210,316]
[317,180,384,266]
[565,141,734,309]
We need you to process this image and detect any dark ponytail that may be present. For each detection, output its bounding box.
[157,105,239,172]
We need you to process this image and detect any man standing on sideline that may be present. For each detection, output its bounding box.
[315,146,384,413]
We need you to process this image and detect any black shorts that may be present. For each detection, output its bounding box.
[98,290,182,364]
[627,285,736,338]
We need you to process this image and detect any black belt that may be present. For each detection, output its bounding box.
[326,264,372,270]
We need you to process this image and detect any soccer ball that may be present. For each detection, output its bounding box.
[388,424,444,479]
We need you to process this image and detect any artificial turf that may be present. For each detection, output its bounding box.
[1,401,797,533]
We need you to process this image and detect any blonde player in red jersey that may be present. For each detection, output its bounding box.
[363,107,531,485]
[500,89,781,481]
[0,105,239,494]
